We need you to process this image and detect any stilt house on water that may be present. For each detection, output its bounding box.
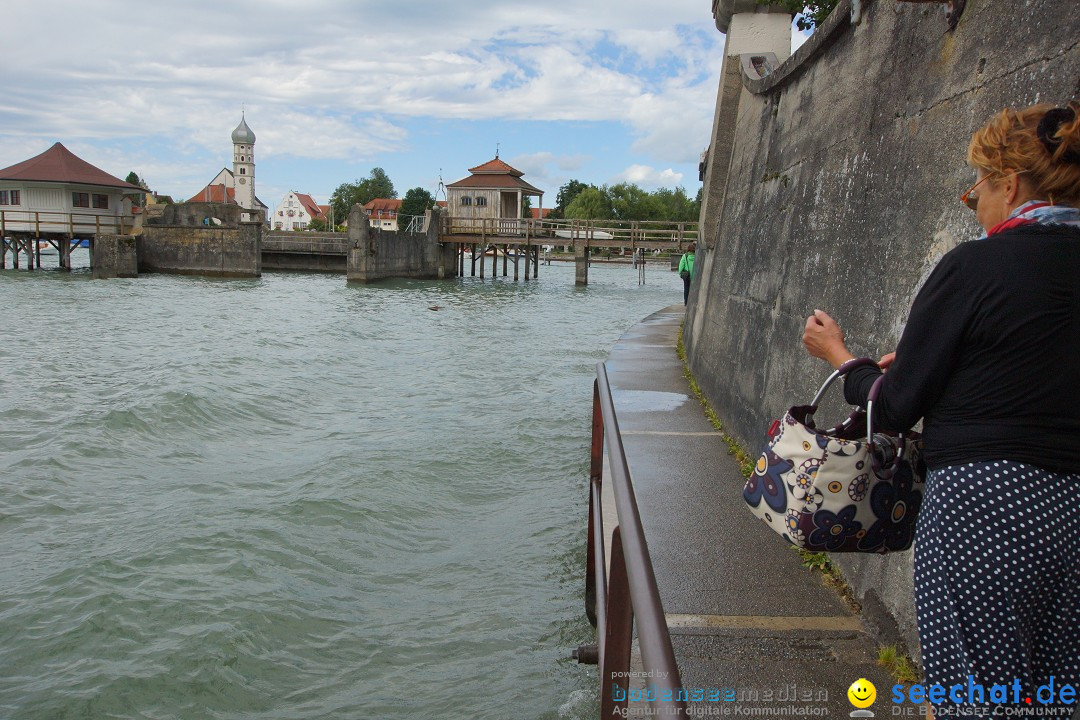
[446,155,544,235]
[0,142,145,238]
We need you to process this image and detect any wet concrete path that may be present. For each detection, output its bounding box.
[600,305,895,716]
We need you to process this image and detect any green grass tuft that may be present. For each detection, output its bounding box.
[877,644,921,685]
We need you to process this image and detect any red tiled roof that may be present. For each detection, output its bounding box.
[0,142,145,191]
[529,208,552,219]
[187,184,236,204]
[468,157,523,176]
[294,192,324,220]
[318,204,330,216]
[446,173,543,195]
[363,198,403,212]
[436,200,448,208]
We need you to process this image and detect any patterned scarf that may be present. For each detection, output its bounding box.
[985,200,1080,237]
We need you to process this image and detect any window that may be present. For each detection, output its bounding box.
[72,192,89,208]
[239,167,246,175]
[293,222,301,230]
[275,222,283,230]
[460,196,472,206]
[475,196,487,207]
[278,211,284,217]
[0,190,19,205]
[92,194,109,209]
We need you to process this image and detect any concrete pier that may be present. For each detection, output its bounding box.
[574,243,589,286]
[91,235,138,279]
[346,206,457,283]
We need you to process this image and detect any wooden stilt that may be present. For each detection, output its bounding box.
[513,245,520,281]
[524,244,530,281]
[13,238,21,270]
[480,244,486,278]
[1,236,6,270]
[502,245,508,277]
[533,245,539,277]
[471,244,477,276]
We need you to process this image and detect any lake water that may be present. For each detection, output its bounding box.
[0,250,682,719]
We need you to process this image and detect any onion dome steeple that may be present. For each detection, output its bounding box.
[231,114,256,144]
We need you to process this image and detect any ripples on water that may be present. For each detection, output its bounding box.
[0,255,682,719]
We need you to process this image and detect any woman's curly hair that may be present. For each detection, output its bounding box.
[968,101,1080,206]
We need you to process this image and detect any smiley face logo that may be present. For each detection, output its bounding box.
[848,678,876,709]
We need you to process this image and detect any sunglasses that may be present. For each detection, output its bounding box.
[961,174,993,211]
[961,170,1026,211]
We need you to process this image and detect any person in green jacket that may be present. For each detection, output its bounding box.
[678,243,695,305]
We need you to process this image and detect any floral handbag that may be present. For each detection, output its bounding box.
[743,359,925,554]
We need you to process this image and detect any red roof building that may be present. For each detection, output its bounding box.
[0,142,145,191]
[445,155,544,233]
[188,167,268,215]
[362,198,403,231]
[271,190,327,230]
[0,142,146,235]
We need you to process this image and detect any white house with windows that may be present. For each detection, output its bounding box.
[445,155,543,234]
[272,191,327,231]
[0,142,145,236]
[362,198,402,231]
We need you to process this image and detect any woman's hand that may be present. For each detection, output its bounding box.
[879,352,897,371]
[802,309,855,369]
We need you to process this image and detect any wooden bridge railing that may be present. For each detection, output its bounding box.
[1,210,135,237]
[441,216,699,249]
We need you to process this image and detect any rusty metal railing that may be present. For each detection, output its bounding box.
[576,362,687,717]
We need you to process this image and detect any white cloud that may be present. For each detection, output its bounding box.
[1,0,722,184]
[614,164,685,188]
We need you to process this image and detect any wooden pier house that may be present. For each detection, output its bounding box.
[445,155,546,280]
[0,142,145,271]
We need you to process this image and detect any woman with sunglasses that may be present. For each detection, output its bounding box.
[803,102,1080,715]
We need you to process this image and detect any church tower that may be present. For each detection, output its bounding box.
[231,114,257,219]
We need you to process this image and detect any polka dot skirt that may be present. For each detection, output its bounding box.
[914,461,1080,715]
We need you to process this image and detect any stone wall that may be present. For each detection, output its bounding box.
[91,234,138,279]
[261,231,348,272]
[137,222,262,277]
[347,206,458,282]
[686,0,1080,657]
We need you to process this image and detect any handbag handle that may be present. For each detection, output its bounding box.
[805,358,905,476]
[806,357,877,418]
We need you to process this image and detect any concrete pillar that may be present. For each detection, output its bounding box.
[346,204,372,283]
[92,234,138,279]
[575,243,589,286]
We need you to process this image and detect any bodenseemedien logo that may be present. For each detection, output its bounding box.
[849,678,877,717]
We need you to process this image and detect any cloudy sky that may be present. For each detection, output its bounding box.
[1,1,805,214]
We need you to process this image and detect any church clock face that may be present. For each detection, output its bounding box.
[238,177,247,185]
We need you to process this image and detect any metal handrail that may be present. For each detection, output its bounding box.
[578,362,687,717]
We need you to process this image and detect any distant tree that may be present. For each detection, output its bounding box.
[398,187,436,230]
[125,171,148,207]
[651,186,699,223]
[329,167,398,227]
[565,187,613,220]
[364,167,397,202]
[521,195,533,218]
[551,179,590,219]
[308,218,328,231]
[607,182,658,221]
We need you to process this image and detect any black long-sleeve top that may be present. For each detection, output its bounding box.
[844,223,1080,472]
